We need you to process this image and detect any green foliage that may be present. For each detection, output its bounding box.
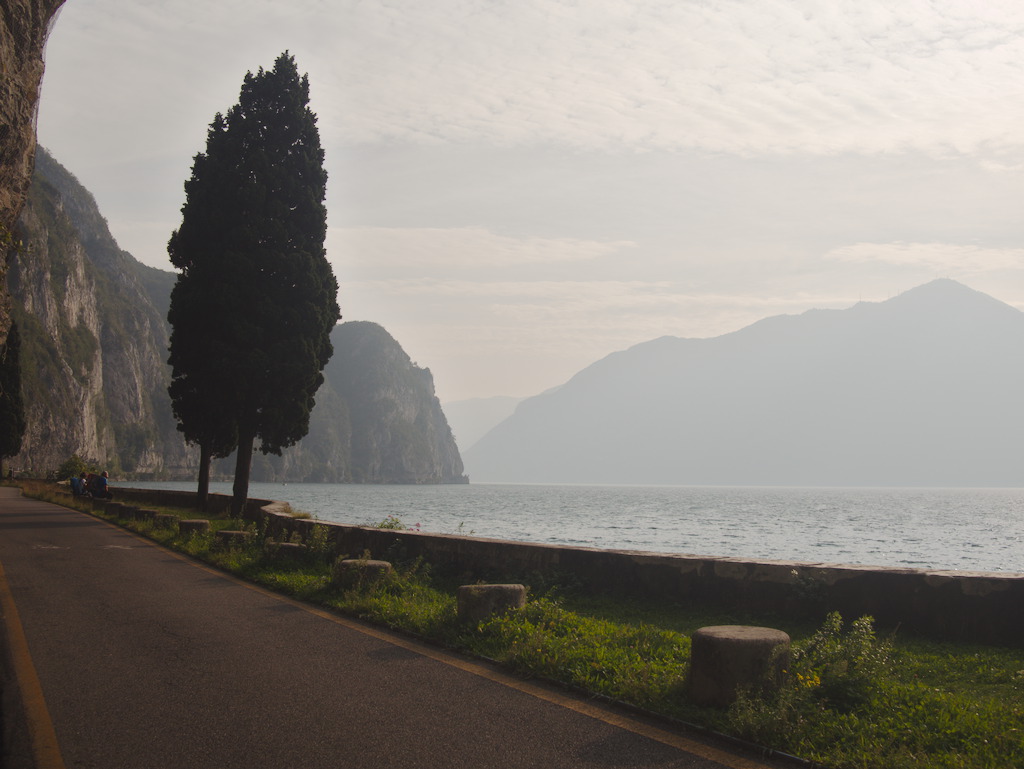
[473,598,690,709]
[727,612,900,762]
[372,514,420,531]
[167,51,339,511]
[794,611,893,711]
[55,454,95,480]
[328,555,455,638]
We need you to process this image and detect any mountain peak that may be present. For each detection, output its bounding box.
[464,281,1024,486]
[876,278,1020,324]
[890,278,990,305]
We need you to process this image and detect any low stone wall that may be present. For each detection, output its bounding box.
[114,487,1024,646]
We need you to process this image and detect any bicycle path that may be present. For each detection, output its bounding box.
[0,487,793,769]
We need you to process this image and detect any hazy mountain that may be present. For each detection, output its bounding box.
[464,280,1024,486]
[442,395,523,452]
[229,322,466,484]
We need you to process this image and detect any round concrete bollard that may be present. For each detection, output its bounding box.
[688,625,791,708]
[179,519,211,536]
[153,513,178,529]
[215,530,253,549]
[456,584,527,625]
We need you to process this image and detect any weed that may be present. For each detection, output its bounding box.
[371,514,420,531]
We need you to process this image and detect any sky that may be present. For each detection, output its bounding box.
[35,0,1024,403]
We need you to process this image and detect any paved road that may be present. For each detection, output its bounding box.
[0,488,793,769]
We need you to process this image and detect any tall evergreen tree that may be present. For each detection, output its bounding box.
[167,52,339,514]
[0,321,26,479]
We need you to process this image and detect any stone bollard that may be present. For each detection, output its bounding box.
[215,530,253,549]
[118,506,139,520]
[688,625,790,708]
[179,519,211,536]
[153,513,178,529]
[456,584,527,625]
[332,558,393,588]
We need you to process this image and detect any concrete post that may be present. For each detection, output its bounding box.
[688,625,790,708]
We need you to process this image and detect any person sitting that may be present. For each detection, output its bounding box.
[70,473,85,496]
[90,471,112,499]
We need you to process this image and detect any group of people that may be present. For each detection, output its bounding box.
[70,471,111,499]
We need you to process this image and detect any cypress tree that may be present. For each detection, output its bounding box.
[167,52,339,514]
[0,321,26,479]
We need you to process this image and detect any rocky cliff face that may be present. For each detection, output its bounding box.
[9,149,464,484]
[0,0,65,342]
[227,322,467,484]
[328,322,465,484]
[8,148,189,476]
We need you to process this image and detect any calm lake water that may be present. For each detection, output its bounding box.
[125,482,1024,574]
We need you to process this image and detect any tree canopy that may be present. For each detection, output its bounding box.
[167,52,340,513]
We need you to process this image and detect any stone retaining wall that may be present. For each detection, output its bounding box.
[113,487,1024,646]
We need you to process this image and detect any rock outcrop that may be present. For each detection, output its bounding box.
[0,0,65,343]
[8,148,189,477]
[234,321,467,484]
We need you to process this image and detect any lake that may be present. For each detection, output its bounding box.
[123,482,1024,574]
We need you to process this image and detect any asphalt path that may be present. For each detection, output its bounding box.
[0,487,794,769]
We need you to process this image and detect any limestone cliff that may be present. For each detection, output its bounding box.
[229,322,467,484]
[8,148,188,476]
[0,0,65,343]
[326,321,465,484]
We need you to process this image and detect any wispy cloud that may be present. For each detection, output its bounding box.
[328,227,635,274]
[43,0,1024,161]
[825,242,1024,274]
[322,0,1024,156]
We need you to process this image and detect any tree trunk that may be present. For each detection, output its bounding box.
[196,442,212,512]
[231,427,255,518]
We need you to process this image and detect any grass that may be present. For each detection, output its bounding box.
[20,482,1024,769]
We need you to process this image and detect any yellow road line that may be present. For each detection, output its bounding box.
[0,558,67,769]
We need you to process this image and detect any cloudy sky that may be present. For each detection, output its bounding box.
[36,0,1024,402]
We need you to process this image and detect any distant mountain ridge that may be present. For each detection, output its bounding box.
[464,280,1024,486]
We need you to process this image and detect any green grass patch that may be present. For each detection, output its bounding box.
[22,483,1024,769]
